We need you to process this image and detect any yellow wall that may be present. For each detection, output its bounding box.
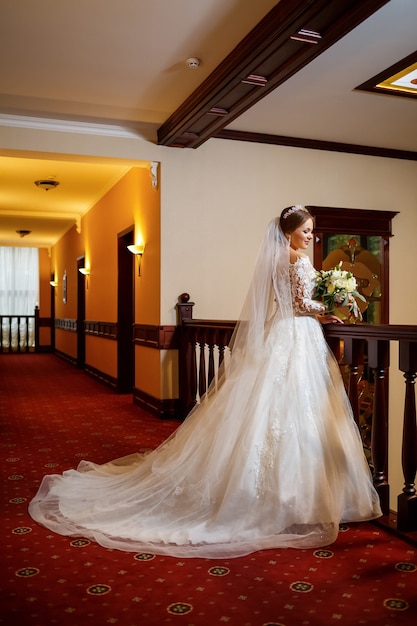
[86,335,117,379]
[132,165,160,326]
[51,224,83,358]
[55,327,77,358]
[38,247,52,346]
[83,167,136,322]
[47,165,161,396]
[135,346,162,399]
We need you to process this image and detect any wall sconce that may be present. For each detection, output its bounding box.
[127,244,145,276]
[78,266,90,288]
[49,280,58,287]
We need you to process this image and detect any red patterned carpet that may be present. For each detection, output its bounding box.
[1,353,416,625]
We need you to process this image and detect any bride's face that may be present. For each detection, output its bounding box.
[289,218,314,250]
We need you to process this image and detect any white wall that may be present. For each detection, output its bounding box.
[161,137,417,325]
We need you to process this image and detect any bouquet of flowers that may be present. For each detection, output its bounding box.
[314,262,366,320]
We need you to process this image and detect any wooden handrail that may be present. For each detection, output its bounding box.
[177,294,417,543]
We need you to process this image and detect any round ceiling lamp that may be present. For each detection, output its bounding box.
[34,179,60,191]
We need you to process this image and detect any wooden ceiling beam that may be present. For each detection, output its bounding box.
[157,0,390,149]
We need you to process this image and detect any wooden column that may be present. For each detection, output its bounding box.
[398,341,417,531]
[176,293,196,419]
[368,338,390,514]
[343,337,365,427]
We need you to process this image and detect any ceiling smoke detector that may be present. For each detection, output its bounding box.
[34,179,60,191]
[186,57,200,69]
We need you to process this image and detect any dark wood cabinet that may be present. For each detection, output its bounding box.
[309,206,397,324]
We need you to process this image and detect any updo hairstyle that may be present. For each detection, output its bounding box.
[279,205,313,235]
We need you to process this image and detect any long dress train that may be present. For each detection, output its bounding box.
[29,252,381,559]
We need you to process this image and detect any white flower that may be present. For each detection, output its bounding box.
[314,263,365,320]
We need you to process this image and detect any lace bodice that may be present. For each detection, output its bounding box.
[289,256,326,316]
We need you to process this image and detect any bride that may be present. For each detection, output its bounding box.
[29,205,381,558]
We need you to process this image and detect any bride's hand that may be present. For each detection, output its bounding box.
[318,313,344,325]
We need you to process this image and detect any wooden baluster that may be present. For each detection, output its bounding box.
[218,343,226,367]
[25,316,29,352]
[206,328,215,389]
[21,317,24,352]
[198,335,206,400]
[189,330,198,407]
[34,306,40,352]
[398,341,417,531]
[16,317,19,352]
[343,338,365,427]
[188,328,197,417]
[8,316,12,353]
[368,339,390,515]
[326,335,342,362]
[207,343,215,389]
[218,328,229,367]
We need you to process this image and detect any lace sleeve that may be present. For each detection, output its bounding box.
[290,258,326,316]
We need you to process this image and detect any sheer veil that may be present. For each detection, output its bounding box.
[209,217,293,391]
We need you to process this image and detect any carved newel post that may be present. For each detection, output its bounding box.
[177,293,196,419]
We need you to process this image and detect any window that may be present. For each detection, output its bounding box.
[0,247,39,350]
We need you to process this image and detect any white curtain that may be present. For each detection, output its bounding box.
[0,247,39,351]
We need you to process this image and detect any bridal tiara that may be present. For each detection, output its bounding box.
[282,204,308,219]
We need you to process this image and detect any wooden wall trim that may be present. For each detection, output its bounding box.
[133,324,178,350]
[84,321,117,340]
[38,317,52,328]
[133,387,180,420]
[54,322,180,347]
[55,318,77,332]
[84,364,118,389]
[215,129,417,162]
[54,349,77,367]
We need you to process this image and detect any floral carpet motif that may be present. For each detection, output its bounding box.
[1,354,417,625]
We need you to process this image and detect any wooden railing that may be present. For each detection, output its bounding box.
[0,307,40,353]
[177,293,417,543]
[325,323,417,539]
[177,294,235,418]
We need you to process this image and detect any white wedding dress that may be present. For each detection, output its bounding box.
[29,254,381,558]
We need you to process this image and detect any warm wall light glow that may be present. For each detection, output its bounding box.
[127,243,145,276]
[49,280,58,287]
[78,267,90,275]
